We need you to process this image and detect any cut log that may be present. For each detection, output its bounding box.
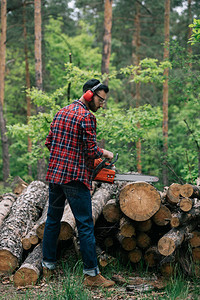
[0,181,48,273]
[117,233,136,251]
[128,248,142,263]
[136,232,151,249]
[104,237,114,248]
[192,247,200,263]
[136,219,152,232]
[13,243,42,287]
[144,246,162,268]
[96,246,116,267]
[0,193,17,227]
[179,197,193,212]
[11,176,28,195]
[166,183,181,205]
[180,184,200,199]
[119,182,161,221]
[119,217,135,237]
[170,212,181,228]
[102,199,121,223]
[170,205,200,228]
[157,220,198,256]
[152,205,172,226]
[160,255,176,277]
[189,231,200,248]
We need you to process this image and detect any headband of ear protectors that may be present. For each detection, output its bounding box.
[83,82,102,102]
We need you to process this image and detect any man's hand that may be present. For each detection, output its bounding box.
[102,149,114,162]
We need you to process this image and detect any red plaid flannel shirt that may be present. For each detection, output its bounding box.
[45,100,103,190]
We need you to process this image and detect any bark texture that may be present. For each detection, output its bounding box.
[13,243,42,287]
[0,181,48,273]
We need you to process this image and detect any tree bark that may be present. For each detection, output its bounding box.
[0,0,10,186]
[0,193,16,227]
[34,0,46,181]
[162,0,170,186]
[157,220,197,256]
[23,1,32,176]
[13,243,42,287]
[0,181,48,273]
[101,0,113,86]
[119,182,161,221]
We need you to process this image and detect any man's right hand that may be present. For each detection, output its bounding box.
[102,149,114,162]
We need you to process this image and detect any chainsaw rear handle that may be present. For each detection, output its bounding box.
[92,153,118,180]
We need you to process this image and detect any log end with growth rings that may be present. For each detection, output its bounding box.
[119,182,161,221]
[0,250,18,273]
[158,237,175,256]
[14,266,39,287]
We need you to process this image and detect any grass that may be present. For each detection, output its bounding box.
[1,243,200,299]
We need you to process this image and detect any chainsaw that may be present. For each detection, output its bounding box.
[93,153,159,184]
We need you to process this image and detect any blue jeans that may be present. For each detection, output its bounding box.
[42,181,99,276]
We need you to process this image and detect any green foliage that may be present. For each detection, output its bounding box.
[189,18,200,44]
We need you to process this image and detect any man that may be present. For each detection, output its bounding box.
[42,79,115,288]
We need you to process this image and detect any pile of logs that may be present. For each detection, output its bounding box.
[0,179,200,287]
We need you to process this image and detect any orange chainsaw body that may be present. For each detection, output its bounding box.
[93,158,116,183]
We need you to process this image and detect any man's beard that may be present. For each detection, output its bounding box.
[88,99,98,112]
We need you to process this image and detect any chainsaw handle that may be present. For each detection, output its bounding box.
[92,153,118,180]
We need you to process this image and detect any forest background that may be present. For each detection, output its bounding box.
[0,0,200,192]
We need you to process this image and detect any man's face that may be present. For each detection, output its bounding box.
[88,90,107,112]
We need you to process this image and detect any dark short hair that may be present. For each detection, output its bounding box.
[83,79,109,93]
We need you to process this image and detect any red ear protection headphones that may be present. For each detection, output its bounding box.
[83,82,102,102]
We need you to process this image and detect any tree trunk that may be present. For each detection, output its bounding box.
[34,0,46,181]
[13,243,42,287]
[0,193,16,227]
[0,181,48,273]
[162,0,170,186]
[23,1,32,176]
[101,0,113,86]
[187,0,192,69]
[119,182,161,221]
[132,1,141,173]
[0,0,10,187]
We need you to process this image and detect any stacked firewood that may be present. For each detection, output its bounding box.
[0,179,200,288]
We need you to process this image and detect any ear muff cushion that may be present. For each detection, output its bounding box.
[83,90,94,102]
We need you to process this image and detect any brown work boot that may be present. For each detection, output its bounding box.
[42,267,55,280]
[83,273,115,288]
